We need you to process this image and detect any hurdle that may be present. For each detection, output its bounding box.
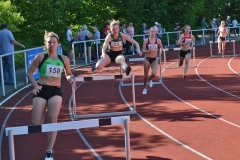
[209,40,237,57]
[163,47,197,69]
[5,116,131,160]
[72,74,136,119]
[120,57,162,86]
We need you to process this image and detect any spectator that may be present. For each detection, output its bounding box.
[66,24,74,62]
[121,23,127,54]
[0,24,25,85]
[201,17,208,44]
[226,16,231,37]
[126,22,134,54]
[102,24,110,38]
[157,23,165,40]
[174,21,181,46]
[76,26,84,60]
[92,27,101,59]
[210,18,217,43]
[81,24,92,62]
[216,19,220,27]
[232,18,239,36]
[142,23,149,39]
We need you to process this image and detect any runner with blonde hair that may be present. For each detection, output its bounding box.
[92,19,142,75]
[141,27,162,94]
[216,21,228,57]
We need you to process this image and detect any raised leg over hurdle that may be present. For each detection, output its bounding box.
[5,116,131,160]
[209,40,237,57]
[163,47,197,69]
[120,57,162,86]
[72,74,136,119]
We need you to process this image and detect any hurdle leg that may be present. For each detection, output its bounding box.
[124,118,131,160]
[72,85,77,116]
[233,41,236,57]
[159,57,162,82]
[8,130,15,160]
[131,75,136,111]
[209,41,213,57]
[163,50,167,69]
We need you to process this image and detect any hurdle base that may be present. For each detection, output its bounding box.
[211,54,238,58]
[121,81,162,86]
[73,110,136,119]
[165,65,197,69]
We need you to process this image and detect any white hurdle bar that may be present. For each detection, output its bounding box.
[209,40,237,57]
[5,116,131,160]
[73,74,136,119]
[120,57,162,86]
[163,47,197,69]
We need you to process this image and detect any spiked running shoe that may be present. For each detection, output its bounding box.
[149,80,153,87]
[125,65,132,76]
[183,74,187,80]
[45,151,54,160]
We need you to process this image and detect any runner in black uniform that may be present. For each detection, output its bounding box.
[92,20,142,75]
[141,27,162,94]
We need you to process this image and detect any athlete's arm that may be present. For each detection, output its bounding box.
[122,33,142,56]
[157,38,163,55]
[27,53,43,95]
[101,34,111,56]
[62,55,76,88]
[141,39,149,54]
[177,34,185,46]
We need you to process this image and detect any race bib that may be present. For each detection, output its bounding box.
[46,64,62,77]
[148,44,158,50]
[184,38,192,44]
[111,41,122,47]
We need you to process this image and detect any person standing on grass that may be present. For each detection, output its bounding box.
[141,27,162,95]
[0,23,25,85]
[216,21,228,57]
[66,24,74,62]
[177,25,195,80]
[91,20,142,75]
[27,31,76,160]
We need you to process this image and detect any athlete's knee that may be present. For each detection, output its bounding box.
[115,55,125,63]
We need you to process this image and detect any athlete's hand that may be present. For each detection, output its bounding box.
[101,54,107,59]
[137,51,142,56]
[33,84,42,95]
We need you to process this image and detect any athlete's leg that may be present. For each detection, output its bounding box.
[222,40,226,55]
[143,60,151,89]
[46,95,62,151]
[149,60,158,81]
[184,53,191,75]
[218,38,222,54]
[115,55,131,75]
[93,55,111,71]
[178,55,185,67]
[32,97,47,125]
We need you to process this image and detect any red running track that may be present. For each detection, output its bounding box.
[0,41,240,160]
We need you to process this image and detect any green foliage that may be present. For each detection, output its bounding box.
[0,0,24,32]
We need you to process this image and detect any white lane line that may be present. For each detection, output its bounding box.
[196,57,240,99]
[228,57,240,76]
[0,84,31,106]
[68,82,103,160]
[118,64,212,160]
[0,91,32,160]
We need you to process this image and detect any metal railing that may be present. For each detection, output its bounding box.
[1,27,239,97]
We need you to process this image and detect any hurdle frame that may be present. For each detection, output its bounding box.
[72,74,136,119]
[5,116,131,160]
[163,47,197,69]
[209,40,237,57]
[120,57,162,86]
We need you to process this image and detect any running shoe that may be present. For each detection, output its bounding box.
[142,88,147,94]
[45,151,54,160]
[183,75,187,80]
[92,65,96,71]
[125,65,132,76]
[149,80,153,87]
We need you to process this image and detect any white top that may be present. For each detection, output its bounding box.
[232,20,238,27]
[66,29,72,41]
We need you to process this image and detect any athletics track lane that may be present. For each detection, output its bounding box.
[0,41,239,159]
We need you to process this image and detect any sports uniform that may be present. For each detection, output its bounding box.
[106,32,124,62]
[33,52,64,101]
[179,33,192,57]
